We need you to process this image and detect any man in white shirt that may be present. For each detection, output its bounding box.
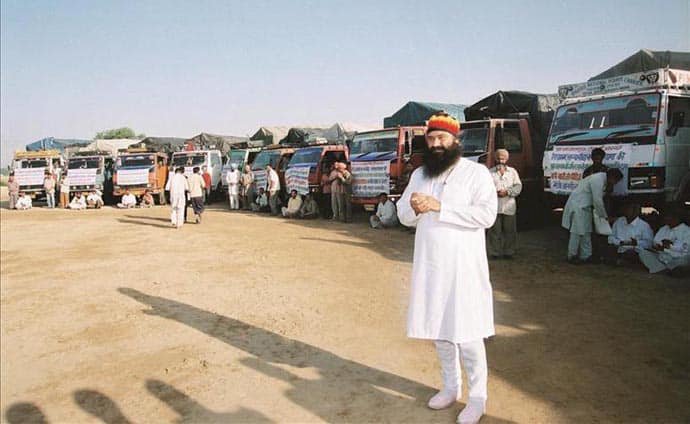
[69,192,87,210]
[188,167,206,223]
[15,192,32,210]
[562,169,623,264]
[606,202,653,264]
[638,207,690,274]
[370,193,398,229]
[86,190,104,209]
[266,164,281,215]
[281,189,303,218]
[487,149,522,259]
[117,189,137,209]
[169,167,190,228]
[226,164,240,210]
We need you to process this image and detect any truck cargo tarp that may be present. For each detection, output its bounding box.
[464,91,560,163]
[186,133,250,155]
[249,126,290,148]
[25,137,91,153]
[383,101,466,128]
[81,139,141,157]
[139,137,187,154]
[589,49,690,81]
[279,123,352,146]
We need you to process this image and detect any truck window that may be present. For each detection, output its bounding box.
[411,135,426,154]
[667,97,690,136]
[500,123,523,153]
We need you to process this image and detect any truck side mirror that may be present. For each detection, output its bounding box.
[478,153,488,164]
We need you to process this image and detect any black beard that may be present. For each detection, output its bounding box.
[422,144,462,178]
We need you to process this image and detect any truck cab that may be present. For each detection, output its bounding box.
[349,126,426,210]
[251,146,295,195]
[11,150,64,198]
[113,149,168,203]
[285,144,348,194]
[222,147,261,190]
[66,152,113,201]
[543,68,690,209]
[170,150,224,194]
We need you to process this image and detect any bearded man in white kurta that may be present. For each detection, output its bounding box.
[397,113,497,424]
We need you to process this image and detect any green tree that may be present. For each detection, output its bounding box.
[94,127,145,140]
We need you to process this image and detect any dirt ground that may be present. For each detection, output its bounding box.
[1,189,688,424]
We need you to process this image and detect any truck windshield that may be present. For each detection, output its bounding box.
[68,158,100,169]
[228,150,246,165]
[351,131,398,154]
[459,127,489,153]
[289,147,322,166]
[172,153,205,166]
[549,93,660,145]
[119,155,154,168]
[21,159,49,168]
[252,151,280,170]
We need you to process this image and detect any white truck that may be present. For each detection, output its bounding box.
[169,150,224,195]
[11,150,65,198]
[543,68,690,208]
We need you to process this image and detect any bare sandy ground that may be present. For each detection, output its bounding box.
[1,191,688,423]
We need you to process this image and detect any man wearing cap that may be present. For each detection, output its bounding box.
[398,112,497,424]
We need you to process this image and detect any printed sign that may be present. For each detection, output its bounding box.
[254,170,267,190]
[285,166,310,195]
[351,161,390,197]
[549,144,631,195]
[117,168,149,186]
[68,168,98,186]
[15,168,46,186]
[558,68,690,99]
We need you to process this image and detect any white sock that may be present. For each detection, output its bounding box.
[457,397,485,424]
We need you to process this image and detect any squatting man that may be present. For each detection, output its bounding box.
[398,113,497,424]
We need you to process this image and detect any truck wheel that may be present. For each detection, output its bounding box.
[158,191,166,205]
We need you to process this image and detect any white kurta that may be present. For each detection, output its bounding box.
[562,173,608,235]
[169,174,189,209]
[226,170,240,195]
[608,216,654,253]
[398,158,497,344]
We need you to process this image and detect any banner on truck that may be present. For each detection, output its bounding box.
[549,144,631,195]
[351,160,390,197]
[285,166,310,195]
[117,168,149,185]
[14,168,46,186]
[67,168,98,186]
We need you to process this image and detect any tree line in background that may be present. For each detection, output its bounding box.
[94,127,145,140]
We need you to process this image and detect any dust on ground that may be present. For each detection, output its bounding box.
[1,191,688,423]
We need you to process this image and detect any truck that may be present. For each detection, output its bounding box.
[221,147,261,191]
[349,126,427,210]
[250,145,296,197]
[542,67,690,209]
[284,144,349,195]
[170,150,224,197]
[462,91,560,226]
[113,148,169,204]
[11,150,65,198]
[65,151,114,202]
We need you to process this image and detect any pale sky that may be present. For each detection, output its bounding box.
[2,0,689,165]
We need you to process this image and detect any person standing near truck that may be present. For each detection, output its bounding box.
[397,113,497,424]
[188,167,206,223]
[7,173,19,209]
[169,167,190,228]
[43,171,56,209]
[320,163,333,219]
[226,164,240,210]
[240,164,254,210]
[59,172,70,209]
[330,162,344,221]
[266,164,280,215]
[582,148,608,179]
[487,149,522,259]
[202,166,212,204]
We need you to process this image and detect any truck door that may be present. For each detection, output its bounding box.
[211,153,222,187]
[665,96,690,198]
